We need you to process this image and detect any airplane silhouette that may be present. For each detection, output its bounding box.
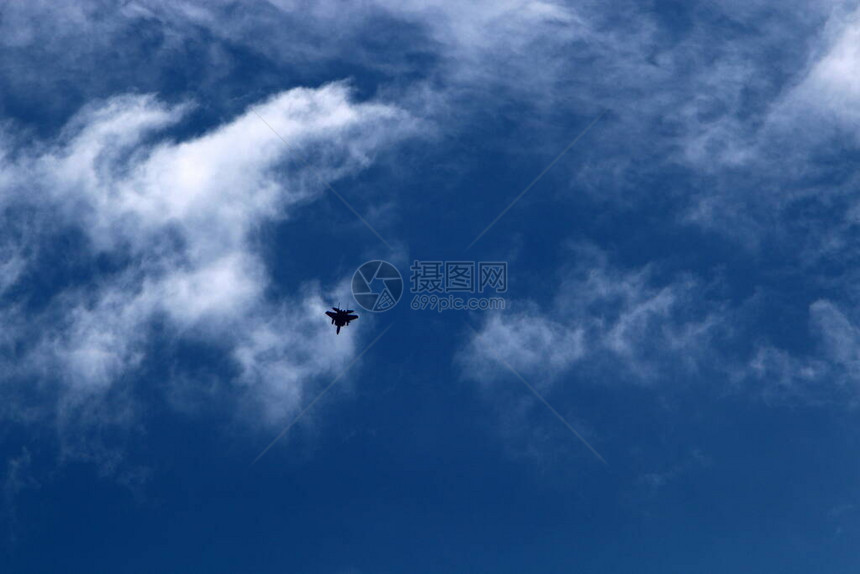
[325,306,358,334]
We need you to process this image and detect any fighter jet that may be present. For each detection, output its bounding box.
[325,306,358,334]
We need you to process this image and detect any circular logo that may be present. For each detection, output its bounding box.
[352,260,403,312]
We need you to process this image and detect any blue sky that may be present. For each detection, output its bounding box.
[2,0,860,572]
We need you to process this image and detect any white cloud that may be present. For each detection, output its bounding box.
[3,0,860,484]
[464,268,860,407]
[461,308,586,386]
[459,247,726,387]
[811,299,860,369]
[0,82,414,445]
[743,299,860,405]
[670,5,860,248]
[783,6,860,127]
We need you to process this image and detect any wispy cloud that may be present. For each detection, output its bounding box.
[0,83,415,471]
[1,448,38,544]
[459,245,727,387]
[638,448,712,491]
[746,299,860,406]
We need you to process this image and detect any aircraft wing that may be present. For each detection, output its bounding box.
[325,311,337,319]
[346,314,358,321]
